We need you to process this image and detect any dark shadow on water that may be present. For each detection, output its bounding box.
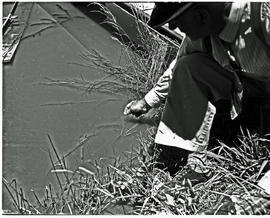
[72,2,131,45]
[72,2,178,64]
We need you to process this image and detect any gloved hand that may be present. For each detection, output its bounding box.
[123,98,151,117]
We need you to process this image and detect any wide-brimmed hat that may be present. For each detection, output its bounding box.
[148,2,194,28]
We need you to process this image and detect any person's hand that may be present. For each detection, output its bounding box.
[123,99,151,117]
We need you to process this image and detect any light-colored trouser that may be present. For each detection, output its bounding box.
[159,53,236,173]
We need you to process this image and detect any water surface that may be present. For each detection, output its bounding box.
[3,2,148,210]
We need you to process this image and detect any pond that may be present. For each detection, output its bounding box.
[2,2,149,210]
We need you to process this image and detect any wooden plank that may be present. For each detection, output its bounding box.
[2,3,34,63]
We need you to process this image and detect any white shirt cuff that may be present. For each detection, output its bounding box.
[144,89,161,108]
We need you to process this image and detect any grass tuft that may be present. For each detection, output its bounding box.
[3,128,270,215]
[40,3,179,100]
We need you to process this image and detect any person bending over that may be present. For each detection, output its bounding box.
[124,2,270,183]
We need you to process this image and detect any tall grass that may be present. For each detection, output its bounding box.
[3,129,270,215]
[40,3,179,99]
